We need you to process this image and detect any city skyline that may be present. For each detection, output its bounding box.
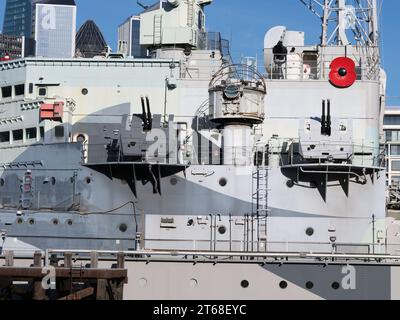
[0,0,399,99]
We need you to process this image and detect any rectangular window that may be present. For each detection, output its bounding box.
[384,116,400,126]
[55,126,64,138]
[14,84,25,96]
[12,129,23,142]
[386,131,392,141]
[26,127,37,140]
[391,145,400,156]
[392,161,400,172]
[29,83,34,94]
[40,127,45,139]
[392,176,400,185]
[0,131,10,143]
[386,130,400,142]
[1,86,12,98]
[38,87,47,97]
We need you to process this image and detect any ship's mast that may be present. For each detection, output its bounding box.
[299,0,380,48]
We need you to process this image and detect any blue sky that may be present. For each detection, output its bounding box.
[0,0,399,101]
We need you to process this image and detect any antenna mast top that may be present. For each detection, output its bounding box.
[299,0,380,48]
[137,0,149,10]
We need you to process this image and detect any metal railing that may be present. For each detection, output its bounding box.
[2,242,400,265]
[269,138,385,168]
[141,238,400,255]
[265,49,380,82]
[36,248,400,266]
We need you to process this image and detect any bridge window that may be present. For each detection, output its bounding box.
[1,86,12,98]
[0,131,10,143]
[40,127,45,139]
[55,126,65,138]
[198,11,204,30]
[26,127,37,140]
[14,84,25,96]
[38,87,47,97]
[12,129,23,141]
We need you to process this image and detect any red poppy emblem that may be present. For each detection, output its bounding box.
[329,57,357,88]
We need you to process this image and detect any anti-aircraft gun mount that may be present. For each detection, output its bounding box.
[207,64,267,166]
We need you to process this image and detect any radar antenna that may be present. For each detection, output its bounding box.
[299,0,380,48]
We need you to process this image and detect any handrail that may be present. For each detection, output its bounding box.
[43,249,400,264]
[265,47,381,81]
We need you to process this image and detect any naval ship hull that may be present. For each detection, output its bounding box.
[122,259,400,300]
[0,146,398,300]
[0,142,388,253]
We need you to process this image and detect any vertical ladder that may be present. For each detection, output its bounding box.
[252,145,270,252]
[187,0,195,27]
[153,15,163,46]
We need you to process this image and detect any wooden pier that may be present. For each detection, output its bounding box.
[0,251,128,300]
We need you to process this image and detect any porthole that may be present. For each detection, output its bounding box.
[0,178,4,187]
[279,281,288,289]
[187,219,194,226]
[218,226,227,235]
[306,281,314,290]
[66,219,73,226]
[81,88,89,95]
[306,227,314,237]
[76,134,86,143]
[332,282,340,290]
[219,178,227,187]
[86,177,92,184]
[170,178,178,186]
[119,223,128,233]
[52,219,59,226]
[28,218,35,225]
[286,180,294,188]
[16,218,23,225]
[241,280,249,288]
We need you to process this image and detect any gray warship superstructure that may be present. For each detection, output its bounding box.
[1,0,400,299]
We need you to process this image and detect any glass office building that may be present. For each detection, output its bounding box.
[33,0,76,58]
[2,0,32,38]
[384,109,400,186]
[76,20,108,58]
[0,34,25,58]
